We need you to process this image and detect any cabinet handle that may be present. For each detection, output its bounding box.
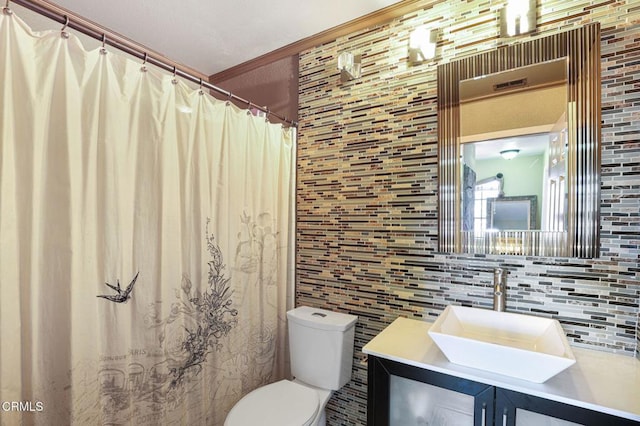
[502,409,508,426]
[481,403,486,426]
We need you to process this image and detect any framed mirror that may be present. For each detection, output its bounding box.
[438,23,601,258]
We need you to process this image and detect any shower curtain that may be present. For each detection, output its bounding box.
[0,11,295,426]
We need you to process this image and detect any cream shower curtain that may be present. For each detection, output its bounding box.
[0,11,295,426]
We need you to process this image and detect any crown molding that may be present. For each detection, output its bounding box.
[209,0,426,83]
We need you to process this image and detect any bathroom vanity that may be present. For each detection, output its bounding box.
[363,317,640,426]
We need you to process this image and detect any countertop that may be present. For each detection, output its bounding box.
[362,316,640,422]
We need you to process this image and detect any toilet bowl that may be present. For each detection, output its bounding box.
[224,306,357,426]
[224,379,332,426]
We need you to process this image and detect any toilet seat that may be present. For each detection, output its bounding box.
[225,380,319,426]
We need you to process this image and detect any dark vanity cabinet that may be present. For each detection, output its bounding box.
[367,355,639,426]
[495,388,640,426]
[368,355,493,425]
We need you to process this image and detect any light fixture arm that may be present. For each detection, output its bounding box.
[337,52,361,82]
[409,27,437,63]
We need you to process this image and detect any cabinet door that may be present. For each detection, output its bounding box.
[368,356,494,426]
[496,388,640,426]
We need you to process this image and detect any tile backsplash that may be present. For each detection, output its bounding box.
[296,0,639,424]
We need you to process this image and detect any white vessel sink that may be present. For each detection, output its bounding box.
[428,305,576,383]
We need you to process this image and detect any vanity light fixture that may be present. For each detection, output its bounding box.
[500,149,520,160]
[501,0,536,37]
[409,27,437,63]
[337,51,361,82]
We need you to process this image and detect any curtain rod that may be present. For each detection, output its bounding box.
[3,0,297,128]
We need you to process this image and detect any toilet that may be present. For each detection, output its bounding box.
[225,306,358,426]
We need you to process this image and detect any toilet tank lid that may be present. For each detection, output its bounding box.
[287,306,357,331]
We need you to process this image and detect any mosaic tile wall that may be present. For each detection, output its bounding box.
[296,1,639,424]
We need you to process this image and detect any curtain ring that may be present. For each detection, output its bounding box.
[198,78,204,95]
[225,92,232,106]
[247,102,253,115]
[140,52,148,73]
[265,109,270,123]
[3,0,12,15]
[61,15,70,39]
[171,66,178,85]
[100,34,107,55]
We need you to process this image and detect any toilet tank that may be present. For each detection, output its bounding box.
[287,306,357,390]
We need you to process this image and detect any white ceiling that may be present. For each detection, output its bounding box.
[14,0,404,76]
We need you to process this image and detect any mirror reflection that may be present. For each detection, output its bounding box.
[459,59,569,255]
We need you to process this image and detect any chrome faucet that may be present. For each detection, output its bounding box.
[493,268,507,312]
